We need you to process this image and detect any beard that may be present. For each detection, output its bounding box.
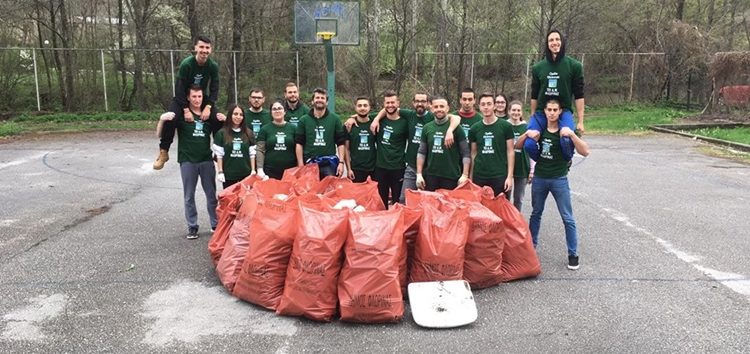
[314,102,326,110]
[415,106,425,115]
[385,107,397,115]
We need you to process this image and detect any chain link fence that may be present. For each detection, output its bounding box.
[0,47,725,113]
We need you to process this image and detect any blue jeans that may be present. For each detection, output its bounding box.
[180,160,218,230]
[529,176,577,256]
[524,109,575,161]
[399,165,417,204]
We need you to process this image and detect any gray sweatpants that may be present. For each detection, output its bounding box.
[180,160,218,229]
[399,165,417,204]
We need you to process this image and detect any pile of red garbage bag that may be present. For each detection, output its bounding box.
[208,164,541,323]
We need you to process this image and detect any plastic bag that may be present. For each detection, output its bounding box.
[209,175,260,265]
[282,164,320,196]
[480,194,541,282]
[324,177,385,211]
[405,191,470,282]
[276,195,350,322]
[232,184,299,310]
[338,205,407,323]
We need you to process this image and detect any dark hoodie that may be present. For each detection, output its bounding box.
[530,29,585,112]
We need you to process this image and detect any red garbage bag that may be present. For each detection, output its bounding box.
[405,191,470,282]
[209,175,260,265]
[282,164,320,196]
[232,188,299,310]
[399,205,421,295]
[324,177,386,211]
[481,194,541,282]
[339,205,407,323]
[311,175,352,195]
[276,195,350,322]
[215,179,294,292]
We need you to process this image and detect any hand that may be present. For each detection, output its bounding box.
[216,112,227,122]
[257,168,269,180]
[527,130,540,141]
[344,116,358,132]
[347,168,355,180]
[217,172,225,183]
[576,121,585,136]
[458,174,469,185]
[504,176,513,193]
[201,106,211,121]
[560,127,574,137]
[250,170,257,176]
[416,174,425,190]
[369,120,380,134]
[528,172,534,184]
[336,163,344,178]
[160,112,175,121]
[183,108,194,123]
[444,129,455,148]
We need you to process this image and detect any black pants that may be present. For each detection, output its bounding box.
[223,179,241,189]
[374,167,405,208]
[424,174,457,192]
[264,165,287,180]
[473,176,510,198]
[158,100,183,150]
[352,169,374,183]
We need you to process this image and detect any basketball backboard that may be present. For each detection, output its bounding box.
[294,1,360,45]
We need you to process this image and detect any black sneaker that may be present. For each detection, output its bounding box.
[187,227,199,240]
[567,255,580,270]
[210,227,216,233]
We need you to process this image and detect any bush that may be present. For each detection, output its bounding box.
[0,122,24,136]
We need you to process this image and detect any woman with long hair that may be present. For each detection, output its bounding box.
[255,100,298,180]
[507,100,532,211]
[212,105,256,188]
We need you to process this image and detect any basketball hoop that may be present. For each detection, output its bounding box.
[317,31,336,41]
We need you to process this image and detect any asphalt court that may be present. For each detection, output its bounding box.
[0,131,748,353]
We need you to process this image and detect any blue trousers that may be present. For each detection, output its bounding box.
[529,176,578,256]
[524,109,575,161]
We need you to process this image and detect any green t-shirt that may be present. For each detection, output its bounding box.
[535,128,569,178]
[452,110,484,139]
[376,115,409,170]
[347,119,376,171]
[257,122,298,170]
[284,102,310,128]
[215,129,252,181]
[421,120,468,180]
[177,56,219,105]
[402,109,434,168]
[510,121,531,178]
[468,119,515,179]
[532,56,584,112]
[245,109,272,137]
[295,110,344,161]
[176,112,213,163]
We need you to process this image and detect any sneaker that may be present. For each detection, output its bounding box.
[567,255,580,270]
[210,227,216,233]
[153,149,170,170]
[186,227,199,239]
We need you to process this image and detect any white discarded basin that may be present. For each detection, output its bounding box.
[407,280,478,328]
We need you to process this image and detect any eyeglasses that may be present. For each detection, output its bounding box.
[250,96,264,100]
[271,107,284,111]
[495,101,506,104]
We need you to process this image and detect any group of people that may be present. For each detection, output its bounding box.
[152,29,590,270]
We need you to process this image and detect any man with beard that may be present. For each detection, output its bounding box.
[153,36,219,170]
[416,97,471,192]
[295,88,347,179]
[283,82,310,127]
[245,88,271,137]
[345,96,377,183]
[373,90,409,207]
[452,87,483,139]
[524,29,585,162]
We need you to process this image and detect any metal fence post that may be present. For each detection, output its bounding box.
[33,48,41,111]
[628,53,636,102]
[524,55,531,105]
[296,50,300,87]
[233,51,238,106]
[170,50,175,97]
[469,52,475,88]
[101,49,108,111]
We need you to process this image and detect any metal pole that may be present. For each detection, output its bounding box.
[170,50,175,97]
[524,55,530,105]
[101,49,108,111]
[628,53,636,103]
[233,51,238,106]
[469,52,475,88]
[324,39,335,113]
[296,50,300,88]
[33,48,41,111]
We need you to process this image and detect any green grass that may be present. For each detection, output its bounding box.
[686,127,750,145]
[0,122,24,136]
[585,105,693,134]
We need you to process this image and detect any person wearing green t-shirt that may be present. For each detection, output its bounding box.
[245,88,272,137]
[154,36,220,170]
[213,105,256,189]
[452,87,484,139]
[283,82,310,127]
[525,29,585,162]
[515,99,589,271]
[416,97,471,191]
[155,86,226,239]
[345,96,377,183]
[469,93,515,197]
[256,100,298,180]
[494,93,509,120]
[507,100,532,212]
[294,87,347,180]
[374,90,409,207]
